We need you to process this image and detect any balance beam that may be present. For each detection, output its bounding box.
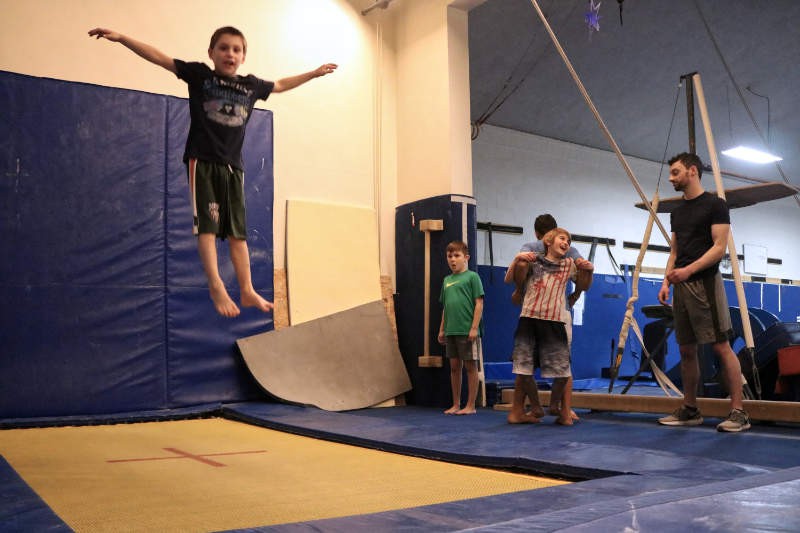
[496,390,800,424]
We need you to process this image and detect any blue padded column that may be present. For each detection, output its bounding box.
[395,194,477,407]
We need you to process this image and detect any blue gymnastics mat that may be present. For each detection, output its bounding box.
[218,402,800,531]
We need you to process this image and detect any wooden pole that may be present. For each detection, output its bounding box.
[528,0,670,244]
[477,341,487,408]
[609,191,680,397]
[692,73,759,396]
[528,0,681,396]
[418,219,444,368]
[609,195,681,395]
[610,196,658,391]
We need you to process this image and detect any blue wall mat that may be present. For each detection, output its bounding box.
[763,283,800,323]
[395,195,477,407]
[0,71,273,419]
[780,284,800,323]
[476,266,517,363]
[0,72,169,418]
[164,97,272,407]
[1,286,167,418]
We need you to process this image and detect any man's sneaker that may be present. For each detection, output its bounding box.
[658,405,703,426]
[716,409,751,432]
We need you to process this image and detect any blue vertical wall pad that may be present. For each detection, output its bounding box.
[394,195,477,407]
[0,71,274,418]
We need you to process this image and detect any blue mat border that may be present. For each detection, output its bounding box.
[0,456,71,532]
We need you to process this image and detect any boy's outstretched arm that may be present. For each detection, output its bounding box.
[273,64,337,93]
[88,28,176,74]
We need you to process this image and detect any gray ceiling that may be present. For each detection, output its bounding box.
[468,0,800,190]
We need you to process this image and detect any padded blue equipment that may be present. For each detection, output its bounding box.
[0,456,70,531]
[0,71,274,419]
[740,321,800,400]
[394,195,477,407]
[218,402,800,531]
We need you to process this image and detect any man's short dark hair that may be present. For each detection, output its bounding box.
[668,152,703,179]
[534,214,557,238]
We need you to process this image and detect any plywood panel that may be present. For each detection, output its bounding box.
[286,199,381,325]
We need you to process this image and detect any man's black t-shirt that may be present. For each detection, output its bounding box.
[670,191,730,281]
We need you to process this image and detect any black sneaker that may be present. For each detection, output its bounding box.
[658,405,703,426]
[716,409,751,432]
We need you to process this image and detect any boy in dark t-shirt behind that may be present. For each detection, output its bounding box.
[89,26,336,317]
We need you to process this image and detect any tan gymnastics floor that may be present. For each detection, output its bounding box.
[0,418,568,532]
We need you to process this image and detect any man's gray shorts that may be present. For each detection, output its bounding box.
[673,271,733,345]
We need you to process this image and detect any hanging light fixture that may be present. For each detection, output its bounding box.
[721,145,782,164]
[721,86,782,164]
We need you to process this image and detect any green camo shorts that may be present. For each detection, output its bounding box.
[187,158,246,240]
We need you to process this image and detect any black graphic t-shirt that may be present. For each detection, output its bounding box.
[174,60,274,170]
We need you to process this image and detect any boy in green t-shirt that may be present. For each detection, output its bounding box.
[438,241,484,415]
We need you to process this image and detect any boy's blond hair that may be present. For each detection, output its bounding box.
[542,228,571,251]
[446,240,469,255]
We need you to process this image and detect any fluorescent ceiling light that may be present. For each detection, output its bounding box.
[721,146,783,164]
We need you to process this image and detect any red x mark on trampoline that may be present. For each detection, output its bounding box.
[107,447,267,467]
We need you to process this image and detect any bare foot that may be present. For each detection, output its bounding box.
[548,407,579,421]
[555,416,574,426]
[529,406,545,419]
[456,407,476,415]
[507,412,541,424]
[444,406,459,415]
[241,289,274,313]
[210,284,240,318]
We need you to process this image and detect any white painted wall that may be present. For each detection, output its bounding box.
[473,125,800,281]
[394,0,474,204]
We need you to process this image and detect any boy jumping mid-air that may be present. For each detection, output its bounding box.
[89,26,336,317]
